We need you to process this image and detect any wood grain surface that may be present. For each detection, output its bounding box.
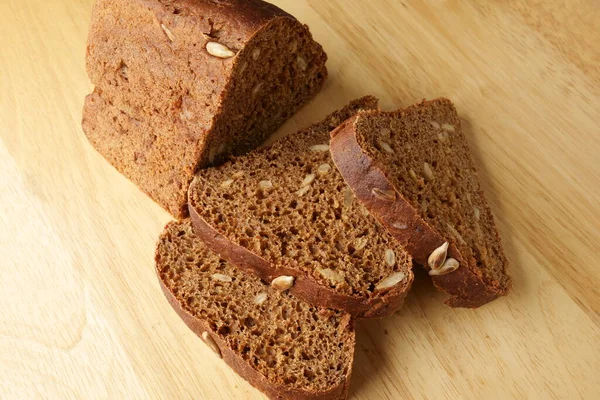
[1,0,599,399]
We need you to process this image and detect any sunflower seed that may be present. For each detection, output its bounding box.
[211,273,232,282]
[317,268,345,284]
[309,144,329,152]
[428,242,449,270]
[302,174,315,187]
[317,163,331,175]
[271,275,295,291]
[372,188,396,202]
[429,257,460,276]
[254,292,268,305]
[375,272,406,291]
[423,162,434,181]
[206,41,236,58]
[161,24,175,41]
[442,123,455,132]
[379,141,394,154]
[220,179,234,188]
[385,249,396,267]
[354,237,368,250]
[259,180,273,189]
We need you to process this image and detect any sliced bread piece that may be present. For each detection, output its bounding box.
[188,97,414,318]
[83,0,327,218]
[330,98,510,307]
[156,220,355,400]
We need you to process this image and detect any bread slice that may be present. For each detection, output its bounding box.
[329,98,511,307]
[188,97,414,318]
[83,0,327,218]
[156,220,355,400]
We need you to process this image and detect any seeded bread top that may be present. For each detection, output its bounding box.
[330,98,511,307]
[156,220,354,398]
[189,97,414,316]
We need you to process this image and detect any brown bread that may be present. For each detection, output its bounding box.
[188,97,414,318]
[330,98,511,307]
[156,220,355,400]
[82,0,327,217]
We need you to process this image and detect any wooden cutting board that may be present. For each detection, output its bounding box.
[1,0,598,398]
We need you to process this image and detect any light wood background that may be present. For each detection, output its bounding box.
[1,0,599,399]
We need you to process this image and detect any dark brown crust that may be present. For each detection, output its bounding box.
[330,115,502,308]
[156,267,354,400]
[189,205,413,318]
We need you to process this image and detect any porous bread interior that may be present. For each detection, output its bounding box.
[84,0,326,217]
[156,220,354,391]
[189,99,413,298]
[353,99,510,290]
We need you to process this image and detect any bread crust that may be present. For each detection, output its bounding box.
[156,264,355,400]
[188,204,413,318]
[330,115,504,308]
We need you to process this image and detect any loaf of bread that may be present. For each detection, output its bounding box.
[188,97,414,318]
[82,0,327,217]
[156,220,355,400]
[330,98,511,307]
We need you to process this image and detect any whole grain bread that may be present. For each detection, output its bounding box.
[156,220,355,400]
[330,98,511,307]
[82,0,327,218]
[188,97,414,318]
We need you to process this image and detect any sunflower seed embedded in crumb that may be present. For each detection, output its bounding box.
[271,275,295,291]
[220,179,234,188]
[343,188,354,207]
[259,180,273,190]
[302,174,315,187]
[309,144,329,152]
[392,222,408,230]
[354,237,368,251]
[206,41,236,58]
[441,123,455,132]
[317,163,331,175]
[438,131,450,141]
[296,186,311,196]
[372,188,396,202]
[428,242,449,270]
[161,24,175,41]
[297,56,307,71]
[254,292,268,305]
[378,140,394,154]
[409,169,419,183]
[252,48,261,60]
[429,257,460,276]
[446,223,467,245]
[211,273,232,282]
[430,121,441,129]
[232,171,244,179]
[317,268,345,284]
[375,272,406,291]
[201,332,222,357]
[474,207,481,221]
[420,200,428,214]
[423,162,434,181]
[252,82,263,96]
[385,249,396,267]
